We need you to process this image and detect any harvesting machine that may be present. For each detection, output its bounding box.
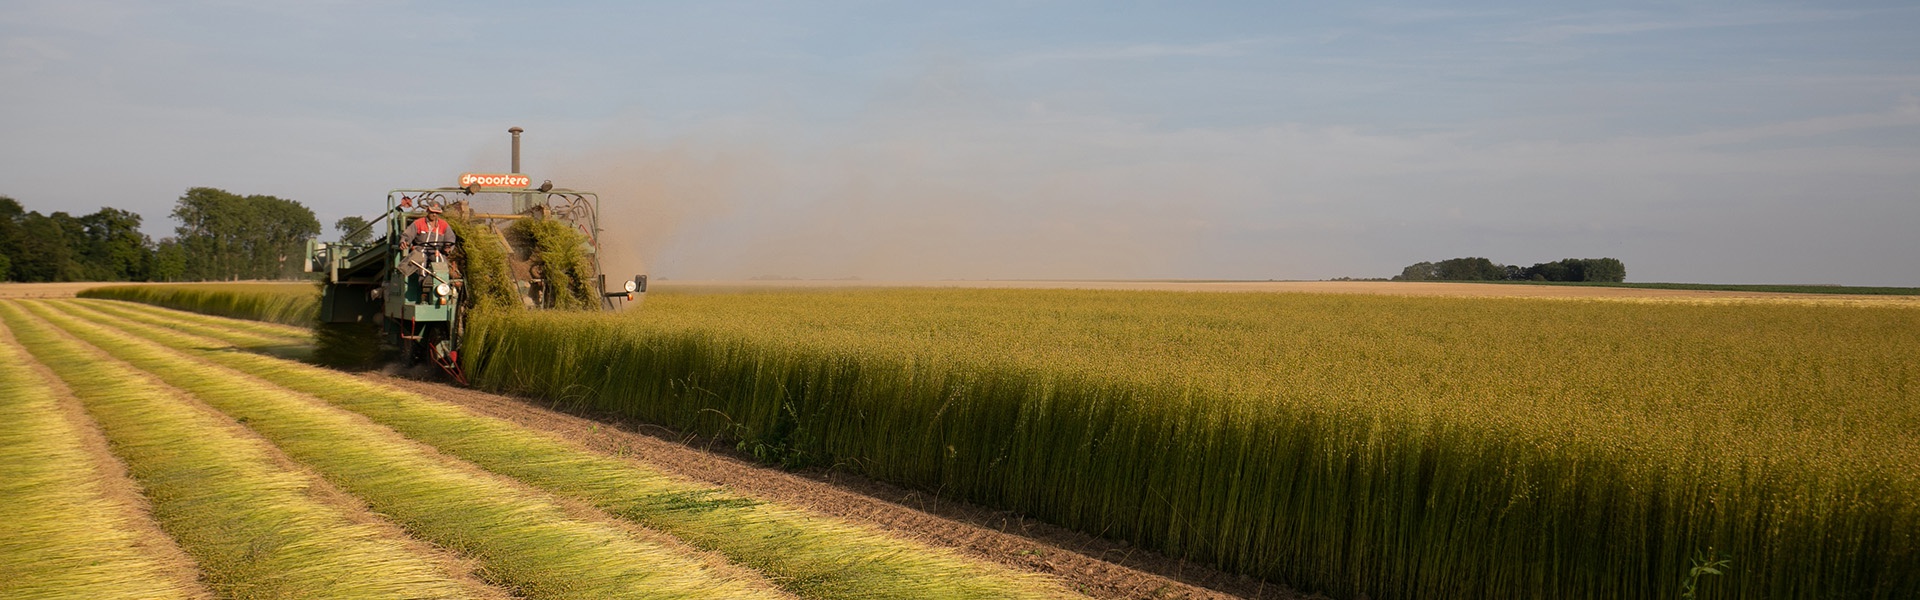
[303,127,645,383]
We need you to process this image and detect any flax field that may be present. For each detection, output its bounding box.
[80,283,1920,599]
[7,292,1076,599]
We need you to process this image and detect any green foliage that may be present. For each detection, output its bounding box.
[506,218,597,310]
[1681,548,1733,600]
[332,215,373,245]
[1396,256,1628,282]
[446,216,521,313]
[75,208,151,281]
[1526,257,1626,282]
[1396,257,1505,281]
[3,209,79,282]
[463,288,1920,600]
[170,187,320,280]
[148,240,186,282]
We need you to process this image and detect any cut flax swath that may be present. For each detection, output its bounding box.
[0,301,489,600]
[0,317,203,600]
[31,300,788,600]
[57,297,1080,600]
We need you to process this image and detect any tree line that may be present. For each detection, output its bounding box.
[1394,257,1626,283]
[0,188,319,283]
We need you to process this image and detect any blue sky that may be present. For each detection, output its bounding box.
[3,1,1917,283]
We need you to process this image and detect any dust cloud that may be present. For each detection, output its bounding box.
[542,70,1232,281]
[547,135,772,285]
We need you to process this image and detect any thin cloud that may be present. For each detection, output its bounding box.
[1011,39,1267,65]
[1509,8,1860,43]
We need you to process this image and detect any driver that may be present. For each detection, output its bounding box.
[399,204,457,280]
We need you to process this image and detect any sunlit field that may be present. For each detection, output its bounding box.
[85,283,1920,599]
[473,287,1920,599]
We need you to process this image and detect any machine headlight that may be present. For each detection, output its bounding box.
[624,280,639,293]
[435,283,453,297]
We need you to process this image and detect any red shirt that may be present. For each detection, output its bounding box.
[407,217,455,245]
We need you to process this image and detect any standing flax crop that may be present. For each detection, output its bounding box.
[460,287,1920,600]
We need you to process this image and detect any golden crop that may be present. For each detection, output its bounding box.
[470,287,1920,599]
[84,283,1920,599]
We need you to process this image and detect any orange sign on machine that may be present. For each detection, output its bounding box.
[458,173,531,189]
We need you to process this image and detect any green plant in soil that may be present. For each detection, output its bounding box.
[23,300,787,600]
[0,301,485,599]
[0,320,202,600]
[55,298,1081,600]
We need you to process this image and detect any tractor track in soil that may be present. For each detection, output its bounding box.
[372,374,1320,600]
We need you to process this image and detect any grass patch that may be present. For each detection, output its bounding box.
[0,300,483,599]
[30,300,786,600]
[58,298,1078,600]
[0,319,202,600]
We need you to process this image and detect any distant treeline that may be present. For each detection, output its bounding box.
[1395,257,1626,283]
[0,188,319,283]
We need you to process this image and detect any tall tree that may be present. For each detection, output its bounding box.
[171,187,320,280]
[334,215,373,244]
[150,238,187,282]
[77,207,150,281]
[0,197,21,280]
[8,212,78,282]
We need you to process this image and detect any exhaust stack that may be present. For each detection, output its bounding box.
[509,126,523,173]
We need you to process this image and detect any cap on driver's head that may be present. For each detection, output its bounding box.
[427,204,444,214]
